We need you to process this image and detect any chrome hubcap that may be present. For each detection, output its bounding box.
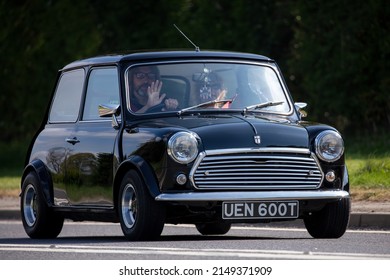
[23,184,37,227]
[121,183,137,229]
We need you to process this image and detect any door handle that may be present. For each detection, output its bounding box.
[66,137,80,145]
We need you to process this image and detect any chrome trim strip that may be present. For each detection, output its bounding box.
[189,148,324,190]
[189,151,207,187]
[204,147,311,156]
[155,190,349,202]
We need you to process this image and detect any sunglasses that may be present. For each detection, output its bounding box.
[134,72,157,80]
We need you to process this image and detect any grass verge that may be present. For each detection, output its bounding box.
[347,157,390,201]
[1,157,389,201]
[0,176,20,197]
[1,134,389,201]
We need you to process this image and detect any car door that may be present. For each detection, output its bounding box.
[43,68,85,206]
[65,67,121,206]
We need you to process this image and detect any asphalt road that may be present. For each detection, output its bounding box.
[1,220,389,260]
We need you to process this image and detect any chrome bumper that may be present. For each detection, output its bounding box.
[155,189,349,202]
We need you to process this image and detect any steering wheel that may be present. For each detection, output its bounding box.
[145,103,165,113]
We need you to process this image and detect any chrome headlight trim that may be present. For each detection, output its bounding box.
[167,131,199,164]
[315,130,344,162]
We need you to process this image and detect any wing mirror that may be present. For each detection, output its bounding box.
[294,102,307,119]
[99,104,121,128]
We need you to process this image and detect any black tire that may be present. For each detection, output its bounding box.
[21,172,64,239]
[118,170,165,240]
[196,222,231,235]
[304,198,350,239]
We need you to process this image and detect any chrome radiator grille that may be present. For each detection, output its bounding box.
[190,148,323,190]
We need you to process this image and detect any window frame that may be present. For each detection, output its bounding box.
[48,68,86,123]
[81,66,120,122]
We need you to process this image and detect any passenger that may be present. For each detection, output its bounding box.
[196,72,229,108]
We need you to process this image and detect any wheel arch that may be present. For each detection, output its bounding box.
[113,155,161,211]
[21,159,53,207]
[342,165,350,192]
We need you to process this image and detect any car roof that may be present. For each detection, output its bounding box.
[61,50,274,70]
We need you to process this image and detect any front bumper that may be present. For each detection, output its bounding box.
[155,189,349,202]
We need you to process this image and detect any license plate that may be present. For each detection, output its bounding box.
[222,201,299,219]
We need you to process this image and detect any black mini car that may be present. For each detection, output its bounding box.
[21,50,350,240]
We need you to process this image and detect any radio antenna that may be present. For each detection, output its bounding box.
[174,24,200,52]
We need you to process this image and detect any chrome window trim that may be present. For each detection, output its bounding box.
[78,119,112,123]
[82,66,120,121]
[48,68,86,124]
[124,60,294,116]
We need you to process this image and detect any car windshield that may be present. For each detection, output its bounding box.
[125,62,291,115]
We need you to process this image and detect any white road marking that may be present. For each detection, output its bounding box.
[1,220,389,234]
[0,243,389,259]
[1,221,389,259]
[170,223,390,234]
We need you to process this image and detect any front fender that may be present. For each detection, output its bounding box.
[21,159,53,207]
[114,155,161,201]
[342,165,350,192]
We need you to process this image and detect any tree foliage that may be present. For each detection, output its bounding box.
[0,0,388,142]
[288,0,390,135]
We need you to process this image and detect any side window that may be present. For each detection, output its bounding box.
[82,67,120,121]
[49,69,85,123]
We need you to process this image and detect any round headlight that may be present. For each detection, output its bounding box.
[315,130,344,162]
[167,132,199,164]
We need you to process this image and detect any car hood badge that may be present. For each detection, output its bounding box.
[254,135,261,144]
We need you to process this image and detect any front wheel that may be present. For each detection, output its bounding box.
[304,198,350,238]
[118,170,165,240]
[21,172,64,238]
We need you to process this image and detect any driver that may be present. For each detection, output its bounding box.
[129,65,178,113]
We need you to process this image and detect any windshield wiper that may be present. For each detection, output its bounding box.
[243,101,284,114]
[177,99,233,115]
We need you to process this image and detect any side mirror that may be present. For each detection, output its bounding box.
[294,102,307,118]
[99,104,121,128]
[99,103,120,117]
